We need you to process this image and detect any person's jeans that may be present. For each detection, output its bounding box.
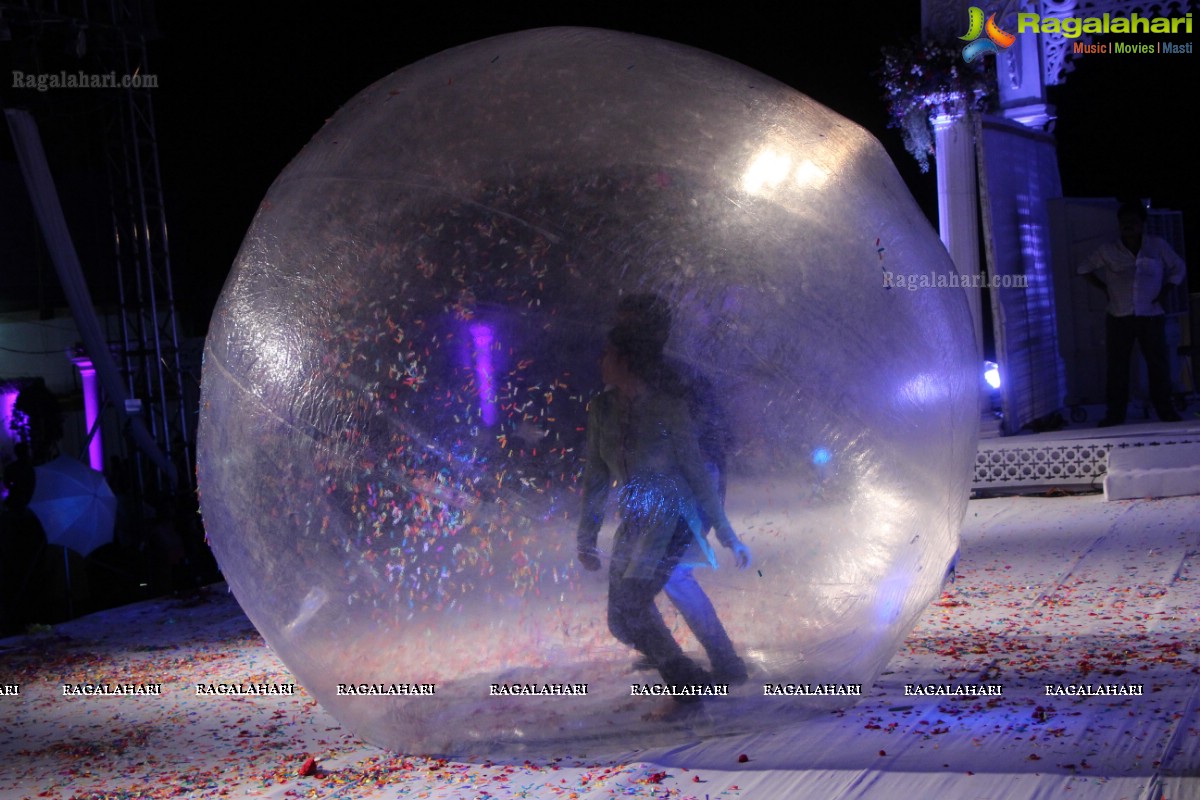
[664,564,743,676]
[608,518,707,688]
[1105,314,1174,421]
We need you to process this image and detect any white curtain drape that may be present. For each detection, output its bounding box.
[5,107,177,487]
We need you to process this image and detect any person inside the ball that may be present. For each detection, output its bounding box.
[577,324,750,696]
[613,294,748,686]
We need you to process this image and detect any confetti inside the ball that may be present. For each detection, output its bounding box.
[198,26,977,757]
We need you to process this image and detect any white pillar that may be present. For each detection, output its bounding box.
[930,98,983,360]
[994,1,1064,131]
[0,387,18,474]
[71,354,104,472]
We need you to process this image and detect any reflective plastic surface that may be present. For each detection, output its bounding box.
[198,28,979,755]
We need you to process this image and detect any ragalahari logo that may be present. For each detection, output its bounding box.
[960,7,1016,61]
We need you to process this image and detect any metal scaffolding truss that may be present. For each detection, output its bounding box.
[104,0,191,495]
[2,0,192,495]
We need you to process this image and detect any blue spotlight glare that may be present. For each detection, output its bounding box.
[812,447,832,466]
[983,361,1001,391]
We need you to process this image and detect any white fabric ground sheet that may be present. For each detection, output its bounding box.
[1,494,1197,800]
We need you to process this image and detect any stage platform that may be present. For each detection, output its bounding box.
[974,417,1200,495]
[1,493,1198,799]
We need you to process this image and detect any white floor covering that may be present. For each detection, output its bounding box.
[1,493,1197,799]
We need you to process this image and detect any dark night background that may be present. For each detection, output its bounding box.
[2,2,1196,330]
[149,3,927,333]
[0,0,1196,681]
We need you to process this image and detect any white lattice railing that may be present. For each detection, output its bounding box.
[973,427,1200,489]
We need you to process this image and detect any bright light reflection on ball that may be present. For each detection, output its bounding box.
[198,28,978,755]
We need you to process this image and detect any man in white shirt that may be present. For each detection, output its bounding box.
[1079,202,1186,426]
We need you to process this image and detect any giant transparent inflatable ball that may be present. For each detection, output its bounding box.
[198,28,978,754]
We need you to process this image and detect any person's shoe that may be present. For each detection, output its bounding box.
[660,656,710,696]
[631,655,656,672]
[711,657,749,686]
[1097,417,1124,428]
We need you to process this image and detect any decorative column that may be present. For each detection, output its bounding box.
[994,0,1070,131]
[929,93,983,359]
[0,385,18,479]
[70,353,104,472]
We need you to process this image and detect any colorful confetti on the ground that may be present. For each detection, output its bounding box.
[2,493,1197,798]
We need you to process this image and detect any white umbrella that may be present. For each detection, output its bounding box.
[29,455,117,557]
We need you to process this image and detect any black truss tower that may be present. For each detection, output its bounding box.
[2,0,191,497]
